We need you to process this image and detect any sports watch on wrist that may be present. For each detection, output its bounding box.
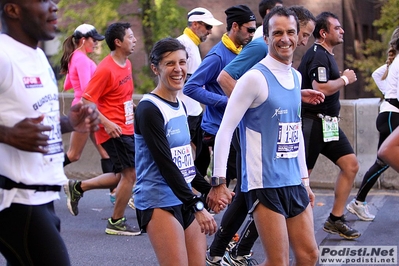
[210,176,226,187]
[192,201,204,212]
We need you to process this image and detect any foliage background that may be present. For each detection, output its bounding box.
[55,0,186,93]
[54,0,399,96]
[347,0,399,97]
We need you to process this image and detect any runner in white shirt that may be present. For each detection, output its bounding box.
[177,7,223,176]
[0,1,99,265]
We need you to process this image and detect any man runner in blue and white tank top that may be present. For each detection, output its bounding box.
[213,7,318,265]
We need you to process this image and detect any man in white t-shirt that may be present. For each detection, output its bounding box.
[0,1,99,265]
[177,7,223,176]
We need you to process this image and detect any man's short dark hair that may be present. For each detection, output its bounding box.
[105,22,131,51]
[287,5,315,29]
[258,0,283,19]
[313,11,339,39]
[263,6,299,37]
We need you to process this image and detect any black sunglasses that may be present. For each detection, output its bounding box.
[199,22,213,31]
[241,25,256,34]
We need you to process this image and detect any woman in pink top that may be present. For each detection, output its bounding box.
[60,24,113,178]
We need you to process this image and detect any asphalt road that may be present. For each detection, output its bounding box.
[1,188,399,265]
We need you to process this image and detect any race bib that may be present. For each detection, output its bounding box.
[321,116,339,142]
[276,122,300,158]
[42,110,64,163]
[171,144,196,183]
[124,100,134,125]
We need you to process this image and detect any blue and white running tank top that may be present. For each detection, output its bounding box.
[239,64,302,192]
[135,94,196,209]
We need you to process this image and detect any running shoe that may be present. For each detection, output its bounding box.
[105,217,141,236]
[64,180,83,216]
[222,251,259,266]
[226,233,239,251]
[206,250,223,266]
[127,187,136,210]
[243,254,258,266]
[127,195,136,210]
[323,216,361,239]
[109,192,116,205]
[346,198,375,221]
[128,197,136,210]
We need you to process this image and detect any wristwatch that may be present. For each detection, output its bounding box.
[210,176,226,187]
[192,201,204,212]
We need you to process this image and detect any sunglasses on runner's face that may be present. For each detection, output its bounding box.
[199,22,213,30]
[241,25,256,34]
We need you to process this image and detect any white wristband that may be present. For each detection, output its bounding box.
[302,178,310,187]
[340,75,349,86]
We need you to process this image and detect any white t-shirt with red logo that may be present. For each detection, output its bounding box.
[0,34,66,211]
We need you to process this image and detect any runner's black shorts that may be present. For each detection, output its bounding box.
[245,184,309,218]
[302,116,354,169]
[101,134,135,173]
[136,204,195,233]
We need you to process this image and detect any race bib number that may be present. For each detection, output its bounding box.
[124,100,134,125]
[276,122,300,158]
[171,144,196,183]
[42,111,64,163]
[321,116,339,142]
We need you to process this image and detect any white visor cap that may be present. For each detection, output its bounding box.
[187,7,223,26]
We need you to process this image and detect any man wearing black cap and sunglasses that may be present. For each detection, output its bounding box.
[224,5,257,46]
[177,8,223,179]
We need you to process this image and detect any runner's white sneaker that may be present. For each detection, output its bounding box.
[346,199,375,221]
